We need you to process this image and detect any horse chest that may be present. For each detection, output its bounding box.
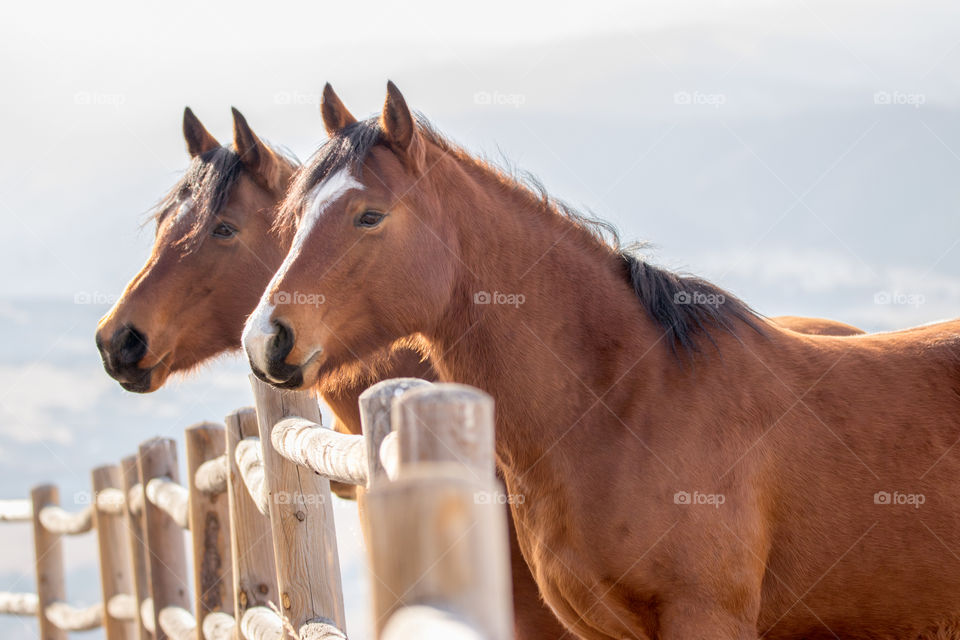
[511,502,659,639]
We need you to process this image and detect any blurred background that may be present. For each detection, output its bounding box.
[2,1,959,637]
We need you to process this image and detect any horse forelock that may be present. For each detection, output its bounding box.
[276,117,384,236]
[150,142,297,252]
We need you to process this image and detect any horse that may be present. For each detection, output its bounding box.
[92,107,566,639]
[244,81,960,640]
[94,107,433,430]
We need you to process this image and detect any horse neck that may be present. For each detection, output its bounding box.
[423,160,674,478]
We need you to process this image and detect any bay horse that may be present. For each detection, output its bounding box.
[94,107,433,428]
[92,107,565,639]
[245,81,960,640]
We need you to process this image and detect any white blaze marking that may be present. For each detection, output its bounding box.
[242,168,362,374]
[173,196,194,223]
[241,300,278,375]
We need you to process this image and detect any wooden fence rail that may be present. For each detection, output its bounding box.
[0,377,513,639]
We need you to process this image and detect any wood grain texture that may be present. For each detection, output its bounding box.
[92,465,136,640]
[185,422,234,631]
[367,466,513,640]
[120,455,151,640]
[358,378,433,489]
[393,383,495,481]
[30,484,68,640]
[138,438,191,640]
[249,376,346,633]
[225,408,278,633]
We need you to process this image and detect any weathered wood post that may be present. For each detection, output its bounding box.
[249,375,346,633]
[225,407,278,633]
[357,378,434,545]
[359,378,434,490]
[367,383,514,640]
[120,455,150,640]
[30,484,67,640]
[184,422,234,635]
[92,465,136,640]
[138,438,191,640]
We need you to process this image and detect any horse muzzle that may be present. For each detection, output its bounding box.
[95,324,155,393]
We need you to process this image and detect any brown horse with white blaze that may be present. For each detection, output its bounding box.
[245,82,960,640]
[93,107,567,639]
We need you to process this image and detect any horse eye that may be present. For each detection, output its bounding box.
[211,222,237,239]
[355,211,386,228]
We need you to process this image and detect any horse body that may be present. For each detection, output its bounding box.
[423,163,960,640]
[248,82,960,639]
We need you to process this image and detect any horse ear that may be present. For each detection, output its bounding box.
[380,80,417,152]
[231,107,287,194]
[183,107,220,157]
[321,83,357,136]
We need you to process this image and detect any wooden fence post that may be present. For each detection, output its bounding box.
[359,378,433,490]
[120,455,150,640]
[392,384,496,479]
[30,484,67,640]
[356,378,433,551]
[367,384,513,640]
[92,465,136,640]
[138,438,191,640]
[249,375,346,633]
[225,407,278,633]
[184,422,234,636]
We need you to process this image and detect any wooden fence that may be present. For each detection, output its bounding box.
[0,377,513,639]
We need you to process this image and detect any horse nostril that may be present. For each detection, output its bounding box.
[114,325,148,367]
[268,319,295,362]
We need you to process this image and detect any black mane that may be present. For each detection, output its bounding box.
[151,143,297,251]
[278,117,383,227]
[279,114,762,359]
[621,252,762,358]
